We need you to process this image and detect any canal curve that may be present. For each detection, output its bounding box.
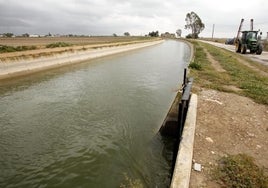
[0,40,191,187]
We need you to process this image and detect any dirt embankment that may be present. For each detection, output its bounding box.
[190,88,268,188]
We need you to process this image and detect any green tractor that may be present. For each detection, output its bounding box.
[235,30,263,55]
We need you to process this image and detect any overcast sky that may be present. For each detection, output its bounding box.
[0,0,267,38]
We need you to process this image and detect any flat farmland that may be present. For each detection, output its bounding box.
[0,36,153,47]
[0,36,159,60]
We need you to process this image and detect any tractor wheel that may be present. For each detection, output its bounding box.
[235,43,241,53]
[256,45,263,55]
[241,44,247,54]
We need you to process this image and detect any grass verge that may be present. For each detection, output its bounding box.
[214,154,268,188]
[46,42,72,48]
[189,40,268,105]
[0,45,37,53]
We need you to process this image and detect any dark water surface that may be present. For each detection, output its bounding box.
[0,40,191,187]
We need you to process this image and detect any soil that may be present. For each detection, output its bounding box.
[0,36,150,47]
[189,87,268,188]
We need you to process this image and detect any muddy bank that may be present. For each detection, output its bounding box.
[0,40,163,80]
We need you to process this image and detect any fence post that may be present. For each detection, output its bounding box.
[183,68,187,85]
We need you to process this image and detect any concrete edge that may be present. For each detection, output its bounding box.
[170,93,198,188]
[174,38,195,63]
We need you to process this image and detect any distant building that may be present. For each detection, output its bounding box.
[29,34,39,38]
[161,32,176,38]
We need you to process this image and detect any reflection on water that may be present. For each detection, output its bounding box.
[0,40,190,187]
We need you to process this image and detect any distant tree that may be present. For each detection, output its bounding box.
[185,11,205,39]
[124,32,130,36]
[186,34,193,39]
[3,33,14,37]
[148,31,159,37]
[22,33,29,37]
[176,29,182,37]
[113,33,117,37]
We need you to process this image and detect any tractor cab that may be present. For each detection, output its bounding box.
[240,31,259,53]
[242,31,258,40]
[241,31,258,43]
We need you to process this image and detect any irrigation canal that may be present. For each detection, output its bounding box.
[0,40,191,187]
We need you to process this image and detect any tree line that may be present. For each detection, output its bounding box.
[1,12,205,39]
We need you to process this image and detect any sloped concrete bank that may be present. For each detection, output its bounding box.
[159,39,197,188]
[169,40,197,188]
[160,89,198,188]
[0,40,163,80]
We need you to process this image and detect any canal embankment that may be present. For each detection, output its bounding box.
[166,39,268,188]
[0,40,163,80]
[188,41,268,187]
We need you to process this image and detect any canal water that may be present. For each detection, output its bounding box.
[0,40,191,187]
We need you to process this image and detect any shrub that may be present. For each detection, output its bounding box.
[46,42,72,48]
[214,154,268,188]
[189,61,202,70]
[0,45,37,53]
[262,41,268,51]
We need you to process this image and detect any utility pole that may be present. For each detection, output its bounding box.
[212,24,215,39]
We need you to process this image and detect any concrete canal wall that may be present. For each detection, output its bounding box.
[159,39,197,188]
[0,40,163,80]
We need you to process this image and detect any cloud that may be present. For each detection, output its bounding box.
[0,0,267,37]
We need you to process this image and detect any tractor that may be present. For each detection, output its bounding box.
[235,19,263,55]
